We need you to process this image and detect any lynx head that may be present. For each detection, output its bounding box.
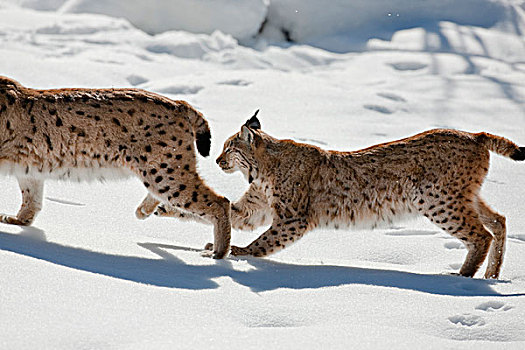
[216,110,263,183]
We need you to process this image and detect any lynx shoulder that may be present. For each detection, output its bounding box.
[214,112,524,278]
[0,76,230,258]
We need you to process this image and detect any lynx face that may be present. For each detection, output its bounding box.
[216,113,261,183]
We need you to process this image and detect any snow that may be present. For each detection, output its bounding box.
[58,0,268,41]
[261,0,521,51]
[1,0,525,348]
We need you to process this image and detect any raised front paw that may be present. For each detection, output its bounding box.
[135,195,160,220]
[135,205,155,220]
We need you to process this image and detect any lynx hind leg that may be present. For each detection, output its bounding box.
[1,178,43,226]
[135,194,160,220]
[459,234,492,278]
[165,178,231,259]
[419,195,492,277]
[141,159,231,258]
[476,198,506,279]
[230,217,310,257]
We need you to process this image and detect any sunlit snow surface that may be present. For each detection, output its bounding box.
[1,1,525,348]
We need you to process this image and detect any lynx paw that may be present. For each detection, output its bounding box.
[135,206,154,220]
[230,245,251,256]
[202,243,229,259]
[201,243,217,258]
[0,214,31,226]
[135,196,161,220]
[200,250,215,258]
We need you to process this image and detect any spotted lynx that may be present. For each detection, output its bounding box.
[214,112,523,279]
[0,76,230,258]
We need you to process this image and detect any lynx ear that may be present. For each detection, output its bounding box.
[240,125,254,143]
[244,109,261,130]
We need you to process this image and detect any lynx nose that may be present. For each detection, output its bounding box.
[216,157,226,166]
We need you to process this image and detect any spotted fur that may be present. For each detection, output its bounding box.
[0,76,230,258]
[213,114,523,278]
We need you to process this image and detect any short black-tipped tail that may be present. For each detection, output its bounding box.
[511,146,525,161]
[196,130,211,157]
[476,132,522,160]
[179,101,212,157]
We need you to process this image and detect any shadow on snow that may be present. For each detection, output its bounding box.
[1,228,523,297]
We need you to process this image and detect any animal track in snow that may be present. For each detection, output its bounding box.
[389,61,428,71]
[155,85,204,95]
[242,312,303,328]
[444,241,465,249]
[217,79,251,86]
[296,137,328,146]
[377,92,407,102]
[127,74,148,86]
[45,197,86,207]
[384,229,439,236]
[475,301,512,312]
[448,262,462,270]
[448,314,486,327]
[487,178,505,185]
[363,104,393,114]
[509,234,525,243]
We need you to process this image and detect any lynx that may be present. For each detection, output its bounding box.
[210,112,523,279]
[0,76,230,258]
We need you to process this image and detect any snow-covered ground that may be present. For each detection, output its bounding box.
[1,0,525,348]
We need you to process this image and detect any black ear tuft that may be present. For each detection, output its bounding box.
[245,109,261,130]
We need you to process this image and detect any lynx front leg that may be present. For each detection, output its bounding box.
[230,218,310,257]
[1,178,43,226]
[231,183,272,231]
